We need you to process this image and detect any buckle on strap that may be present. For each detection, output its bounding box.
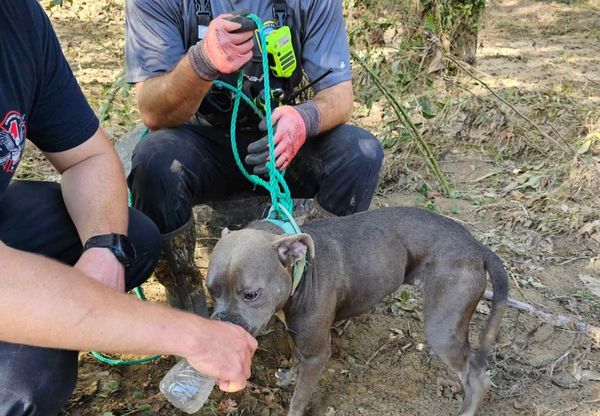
[272,0,287,27]
[194,0,212,26]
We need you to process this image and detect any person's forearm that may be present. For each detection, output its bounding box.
[60,145,128,242]
[312,81,354,134]
[0,242,197,356]
[137,56,213,130]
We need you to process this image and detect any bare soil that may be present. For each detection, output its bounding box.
[37,0,600,415]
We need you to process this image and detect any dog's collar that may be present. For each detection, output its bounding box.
[265,218,298,235]
[265,218,306,296]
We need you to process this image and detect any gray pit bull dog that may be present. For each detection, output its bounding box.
[206,207,509,416]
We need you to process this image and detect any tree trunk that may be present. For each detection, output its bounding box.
[421,0,484,66]
[451,16,479,65]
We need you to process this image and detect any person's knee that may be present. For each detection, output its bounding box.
[331,125,384,176]
[355,129,384,175]
[129,129,183,192]
[128,129,196,232]
[125,208,162,290]
[315,125,383,215]
[0,345,77,416]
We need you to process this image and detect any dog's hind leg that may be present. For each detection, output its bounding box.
[422,258,489,416]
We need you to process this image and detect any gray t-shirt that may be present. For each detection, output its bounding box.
[125,0,352,93]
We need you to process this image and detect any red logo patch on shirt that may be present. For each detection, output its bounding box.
[0,111,26,173]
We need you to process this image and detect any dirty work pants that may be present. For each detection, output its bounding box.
[128,123,384,233]
[0,181,161,416]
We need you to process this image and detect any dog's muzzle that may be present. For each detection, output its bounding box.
[211,312,252,333]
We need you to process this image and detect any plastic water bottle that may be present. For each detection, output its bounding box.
[159,358,215,413]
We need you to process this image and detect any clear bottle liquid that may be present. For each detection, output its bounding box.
[159,358,216,414]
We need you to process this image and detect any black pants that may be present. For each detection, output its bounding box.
[0,181,161,415]
[128,123,384,233]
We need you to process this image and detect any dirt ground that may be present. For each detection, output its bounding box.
[37,0,600,415]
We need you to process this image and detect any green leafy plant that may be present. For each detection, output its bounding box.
[99,68,132,123]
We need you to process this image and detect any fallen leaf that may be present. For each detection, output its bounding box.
[427,49,444,74]
[511,190,526,201]
[218,398,238,414]
[587,257,600,271]
[581,370,600,382]
[579,275,600,298]
[476,303,491,315]
[579,222,596,235]
[69,380,98,404]
[578,139,592,154]
[502,181,519,193]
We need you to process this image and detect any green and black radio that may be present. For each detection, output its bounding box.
[258,21,297,78]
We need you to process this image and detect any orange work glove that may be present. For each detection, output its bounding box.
[246,106,306,175]
[245,101,321,176]
[188,13,255,80]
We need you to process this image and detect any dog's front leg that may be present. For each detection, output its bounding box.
[287,333,332,416]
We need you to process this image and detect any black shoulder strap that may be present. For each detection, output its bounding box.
[272,0,288,27]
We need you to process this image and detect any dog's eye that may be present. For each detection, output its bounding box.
[243,289,261,302]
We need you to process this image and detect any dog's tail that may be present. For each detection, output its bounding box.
[477,249,509,367]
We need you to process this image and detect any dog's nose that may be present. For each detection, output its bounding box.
[211,312,250,332]
[211,312,229,322]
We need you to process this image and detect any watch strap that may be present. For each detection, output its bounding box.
[83,234,115,251]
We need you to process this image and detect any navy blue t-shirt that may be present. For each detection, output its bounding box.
[0,0,99,200]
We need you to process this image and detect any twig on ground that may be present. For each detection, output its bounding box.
[582,76,600,86]
[333,319,352,336]
[552,403,581,415]
[510,272,530,304]
[548,350,571,379]
[484,290,600,343]
[364,335,400,367]
[583,398,600,404]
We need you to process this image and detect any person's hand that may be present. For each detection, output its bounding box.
[185,320,258,392]
[188,13,255,81]
[245,105,307,175]
[75,248,125,293]
[204,14,255,74]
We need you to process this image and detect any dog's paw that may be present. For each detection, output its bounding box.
[275,367,297,388]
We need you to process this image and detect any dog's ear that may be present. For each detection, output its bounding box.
[221,227,231,237]
[272,233,315,267]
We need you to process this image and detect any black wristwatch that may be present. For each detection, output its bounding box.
[83,234,137,267]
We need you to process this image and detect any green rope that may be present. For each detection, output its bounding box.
[212,79,263,117]
[90,351,160,366]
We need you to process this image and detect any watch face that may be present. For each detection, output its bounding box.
[116,235,137,264]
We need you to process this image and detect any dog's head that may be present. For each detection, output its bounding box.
[206,228,314,335]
